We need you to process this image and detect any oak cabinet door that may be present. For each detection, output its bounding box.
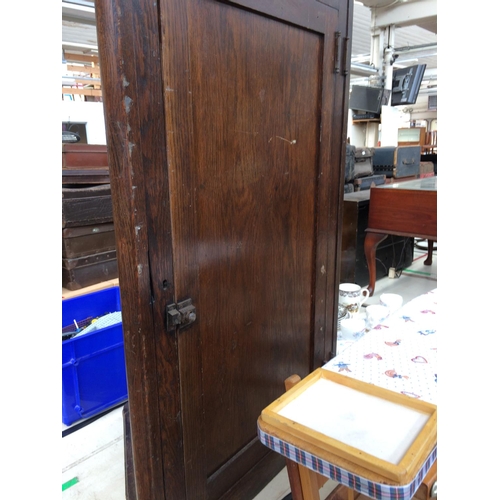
[96,0,353,498]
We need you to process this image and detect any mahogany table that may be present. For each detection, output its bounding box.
[364,177,437,296]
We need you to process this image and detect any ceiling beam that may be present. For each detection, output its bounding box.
[64,52,100,64]
[371,0,437,30]
[62,1,96,25]
[67,64,100,75]
[62,87,102,97]
[62,42,99,53]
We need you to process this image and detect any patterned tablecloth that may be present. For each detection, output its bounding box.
[258,289,438,500]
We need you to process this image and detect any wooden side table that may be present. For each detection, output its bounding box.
[364,177,437,296]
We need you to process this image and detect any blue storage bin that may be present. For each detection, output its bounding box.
[62,286,128,425]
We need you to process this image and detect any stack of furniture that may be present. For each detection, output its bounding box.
[345,144,435,192]
[342,144,438,287]
[344,145,386,193]
[62,144,118,291]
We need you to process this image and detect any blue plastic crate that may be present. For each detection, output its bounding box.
[62,286,128,425]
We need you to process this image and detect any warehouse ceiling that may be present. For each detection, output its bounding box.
[62,0,437,98]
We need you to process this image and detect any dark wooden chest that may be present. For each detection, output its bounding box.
[353,174,386,191]
[62,184,114,228]
[62,144,108,168]
[62,144,110,185]
[62,223,116,259]
[62,250,118,291]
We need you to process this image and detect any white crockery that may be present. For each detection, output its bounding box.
[339,283,369,317]
[380,293,403,313]
[340,317,366,341]
[366,304,390,329]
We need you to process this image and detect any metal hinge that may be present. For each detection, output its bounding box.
[333,33,350,76]
[166,298,196,332]
[342,37,350,76]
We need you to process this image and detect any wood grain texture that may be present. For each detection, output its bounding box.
[261,369,437,485]
[96,0,353,498]
[62,144,108,168]
[95,0,179,498]
[365,182,437,295]
[367,188,437,240]
[62,185,113,228]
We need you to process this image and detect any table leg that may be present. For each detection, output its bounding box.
[364,232,388,296]
[325,484,360,500]
[284,374,323,500]
[424,240,434,266]
[285,459,304,500]
[284,374,305,500]
[298,465,321,500]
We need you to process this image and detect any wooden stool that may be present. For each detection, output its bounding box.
[282,375,437,500]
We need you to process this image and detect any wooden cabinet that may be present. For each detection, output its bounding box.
[96,0,353,498]
[398,127,437,154]
[398,127,426,148]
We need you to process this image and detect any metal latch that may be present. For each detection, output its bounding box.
[166,299,196,331]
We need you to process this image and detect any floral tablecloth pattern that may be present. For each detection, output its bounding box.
[327,288,437,405]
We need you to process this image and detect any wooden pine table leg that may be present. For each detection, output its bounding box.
[285,458,304,500]
[283,374,328,500]
[298,464,321,500]
[284,374,305,499]
[324,484,361,500]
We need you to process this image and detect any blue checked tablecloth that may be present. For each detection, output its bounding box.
[258,289,438,500]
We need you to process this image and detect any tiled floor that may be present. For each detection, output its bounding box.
[62,242,437,500]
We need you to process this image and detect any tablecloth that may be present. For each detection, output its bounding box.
[326,289,437,405]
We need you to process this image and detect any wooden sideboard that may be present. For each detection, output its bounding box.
[364,177,437,296]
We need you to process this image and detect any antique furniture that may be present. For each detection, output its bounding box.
[62,184,117,290]
[62,144,110,184]
[364,177,437,296]
[62,145,117,290]
[95,0,354,498]
[341,190,413,287]
[398,127,426,150]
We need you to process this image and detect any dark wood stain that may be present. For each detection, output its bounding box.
[95,0,353,498]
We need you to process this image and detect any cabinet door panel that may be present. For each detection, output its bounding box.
[96,0,353,498]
